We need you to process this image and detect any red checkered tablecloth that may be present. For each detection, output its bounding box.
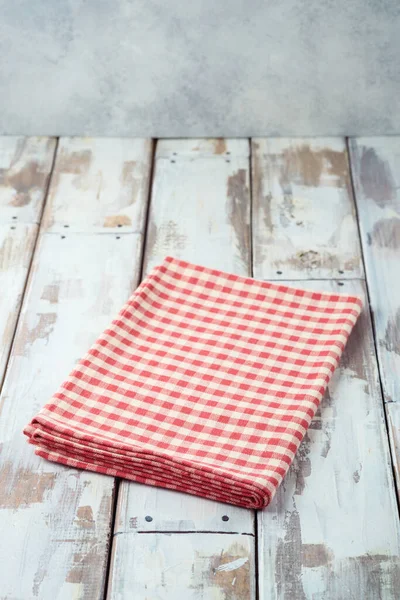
[24,256,362,508]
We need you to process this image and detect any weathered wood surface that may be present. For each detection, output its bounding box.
[0,136,56,223]
[0,136,56,387]
[0,233,143,599]
[258,280,400,600]
[144,138,250,274]
[387,403,400,501]
[108,533,255,600]
[349,138,400,405]
[0,224,37,385]
[252,138,363,280]
[42,138,153,232]
[108,138,255,599]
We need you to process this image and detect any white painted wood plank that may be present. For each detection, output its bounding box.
[114,481,254,535]
[387,403,400,504]
[0,223,37,385]
[117,136,253,532]
[109,138,255,597]
[349,137,400,405]
[156,138,247,158]
[0,232,143,600]
[0,136,56,223]
[42,138,152,232]
[108,533,255,600]
[258,280,400,600]
[252,138,363,280]
[144,138,250,274]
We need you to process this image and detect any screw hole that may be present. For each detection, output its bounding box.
[226,159,230,163]
[226,151,231,155]
[276,271,283,275]
[172,152,177,156]
[338,281,344,286]
[61,236,66,239]
[117,224,122,228]
[171,160,176,163]
[64,224,69,228]
[116,236,120,239]
[10,226,16,230]
[12,216,17,220]
[338,270,344,274]
[145,515,153,522]
[222,515,229,522]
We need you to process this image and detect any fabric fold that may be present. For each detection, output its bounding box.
[24,256,362,508]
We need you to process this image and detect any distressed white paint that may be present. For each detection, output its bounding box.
[114,480,254,534]
[0,136,56,223]
[107,533,255,600]
[252,138,363,280]
[349,138,400,405]
[0,223,37,384]
[42,138,153,232]
[0,233,143,599]
[387,403,400,503]
[144,138,250,274]
[258,280,400,600]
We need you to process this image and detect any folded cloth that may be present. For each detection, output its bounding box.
[24,256,362,509]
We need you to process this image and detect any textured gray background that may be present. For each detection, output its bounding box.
[0,0,399,136]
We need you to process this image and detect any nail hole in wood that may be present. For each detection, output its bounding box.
[145,515,153,522]
[10,226,16,230]
[12,216,17,219]
[338,281,344,286]
[61,236,66,239]
[276,271,282,275]
[222,515,229,522]
[118,224,122,228]
[171,160,176,163]
[64,224,69,228]
[116,236,120,239]
[338,270,344,274]
[172,152,177,156]
[226,151,231,155]
[226,159,230,163]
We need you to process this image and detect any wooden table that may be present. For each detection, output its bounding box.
[0,136,399,599]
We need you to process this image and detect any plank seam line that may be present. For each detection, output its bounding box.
[41,230,144,236]
[346,136,400,521]
[113,530,255,536]
[249,136,260,600]
[0,136,59,396]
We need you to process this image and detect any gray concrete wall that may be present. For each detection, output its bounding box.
[0,0,399,136]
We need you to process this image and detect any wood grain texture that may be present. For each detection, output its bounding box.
[108,533,255,600]
[0,136,56,223]
[108,138,255,598]
[144,138,251,274]
[0,223,37,385]
[257,280,400,600]
[252,138,363,280]
[0,233,143,599]
[42,138,153,232]
[349,138,400,405]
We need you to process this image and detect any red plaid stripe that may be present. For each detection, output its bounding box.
[24,256,362,508]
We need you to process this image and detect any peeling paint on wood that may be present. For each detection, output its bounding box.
[0,223,38,386]
[0,233,143,599]
[258,280,400,600]
[349,137,400,470]
[143,138,250,274]
[0,136,56,223]
[107,533,255,600]
[42,138,152,232]
[252,138,363,279]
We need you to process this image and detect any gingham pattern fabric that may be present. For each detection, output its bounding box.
[24,256,362,509]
